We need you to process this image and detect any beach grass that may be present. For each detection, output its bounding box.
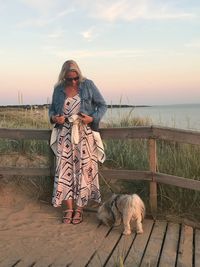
[0,107,200,222]
[0,106,51,129]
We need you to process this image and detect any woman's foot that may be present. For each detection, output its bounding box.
[72,209,83,225]
[62,209,73,224]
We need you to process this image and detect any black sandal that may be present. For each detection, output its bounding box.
[72,209,83,225]
[62,209,73,224]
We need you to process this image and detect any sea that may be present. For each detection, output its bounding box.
[103,104,200,131]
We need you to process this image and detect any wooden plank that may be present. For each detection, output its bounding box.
[124,219,154,267]
[101,169,151,181]
[1,165,200,194]
[12,259,36,267]
[0,167,152,181]
[101,125,200,144]
[140,221,167,267]
[72,224,111,267]
[153,126,200,145]
[195,229,200,267]
[155,173,200,191]
[0,125,200,144]
[149,138,157,214]
[158,223,180,267]
[0,258,22,267]
[100,127,153,140]
[87,227,122,266]
[0,127,153,141]
[105,232,136,267]
[176,225,193,267]
[0,167,51,176]
[0,128,51,140]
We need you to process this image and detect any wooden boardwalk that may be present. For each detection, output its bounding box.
[1,214,200,267]
[84,219,200,267]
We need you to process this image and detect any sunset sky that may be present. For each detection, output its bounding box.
[0,0,200,105]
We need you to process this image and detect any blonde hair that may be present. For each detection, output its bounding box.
[55,60,86,86]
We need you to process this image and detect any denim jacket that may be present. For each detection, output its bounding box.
[49,79,107,131]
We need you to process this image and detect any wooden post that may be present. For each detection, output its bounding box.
[148,138,157,216]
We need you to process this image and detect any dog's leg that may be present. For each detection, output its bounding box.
[136,214,143,234]
[122,212,132,235]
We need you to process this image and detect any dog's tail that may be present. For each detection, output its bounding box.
[132,194,145,220]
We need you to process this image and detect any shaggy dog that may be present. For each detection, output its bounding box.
[97,194,145,235]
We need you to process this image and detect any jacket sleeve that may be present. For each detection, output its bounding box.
[89,80,107,124]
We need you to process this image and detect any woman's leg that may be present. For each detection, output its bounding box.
[63,199,73,210]
[62,199,74,224]
[72,205,83,224]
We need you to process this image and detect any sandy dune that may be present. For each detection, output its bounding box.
[0,184,109,267]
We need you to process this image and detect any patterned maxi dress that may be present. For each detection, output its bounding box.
[52,94,101,207]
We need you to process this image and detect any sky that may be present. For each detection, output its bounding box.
[0,0,200,106]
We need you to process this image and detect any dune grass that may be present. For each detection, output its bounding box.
[0,107,200,222]
[0,107,51,156]
[0,107,51,129]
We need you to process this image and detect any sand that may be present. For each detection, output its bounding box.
[0,184,107,267]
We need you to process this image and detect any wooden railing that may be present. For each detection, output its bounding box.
[1,126,200,214]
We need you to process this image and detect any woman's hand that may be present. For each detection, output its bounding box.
[52,115,65,124]
[79,113,93,124]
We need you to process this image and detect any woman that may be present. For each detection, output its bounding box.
[49,60,107,224]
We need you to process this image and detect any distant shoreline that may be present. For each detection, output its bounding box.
[107,104,151,108]
[0,104,151,109]
[1,103,199,109]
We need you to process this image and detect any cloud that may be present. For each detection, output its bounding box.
[75,0,196,22]
[55,8,76,18]
[16,8,75,28]
[80,27,97,41]
[16,0,196,29]
[17,1,75,28]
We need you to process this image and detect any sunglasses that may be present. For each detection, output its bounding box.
[65,76,79,82]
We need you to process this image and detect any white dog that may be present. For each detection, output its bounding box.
[97,194,145,235]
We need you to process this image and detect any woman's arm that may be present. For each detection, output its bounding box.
[89,80,107,124]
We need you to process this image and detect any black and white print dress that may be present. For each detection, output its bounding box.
[52,94,101,207]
